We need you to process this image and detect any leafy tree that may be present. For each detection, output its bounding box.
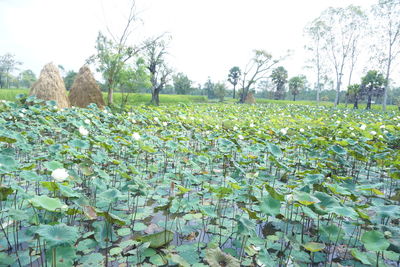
[314,5,367,106]
[214,82,227,102]
[372,0,400,111]
[239,50,281,103]
[271,66,288,100]
[227,66,241,99]
[143,38,172,105]
[173,72,193,95]
[18,69,36,88]
[63,70,77,90]
[288,75,306,101]
[0,53,22,89]
[360,70,386,110]
[347,84,361,109]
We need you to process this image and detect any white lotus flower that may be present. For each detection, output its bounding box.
[238,135,244,140]
[360,124,366,130]
[162,122,168,126]
[280,128,288,135]
[132,132,141,141]
[51,168,69,182]
[299,128,304,133]
[250,123,255,128]
[378,135,383,139]
[383,130,388,134]
[84,119,91,124]
[233,126,238,131]
[154,117,159,122]
[380,125,385,129]
[370,131,377,136]
[79,126,89,136]
[103,109,108,114]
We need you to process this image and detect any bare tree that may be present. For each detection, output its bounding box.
[90,0,148,106]
[239,50,281,103]
[0,53,22,89]
[372,0,400,111]
[143,38,172,105]
[315,5,367,107]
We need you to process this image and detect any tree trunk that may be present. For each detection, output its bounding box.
[366,95,372,110]
[353,98,358,109]
[233,84,236,99]
[382,56,391,112]
[107,77,114,106]
[151,89,160,106]
[239,87,247,103]
[293,94,296,101]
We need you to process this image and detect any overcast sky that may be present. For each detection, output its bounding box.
[0,0,378,86]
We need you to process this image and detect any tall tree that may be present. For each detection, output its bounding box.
[305,19,327,104]
[227,66,241,99]
[271,66,288,100]
[89,0,151,106]
[288,75,307,101]
[372,0,400,111]
[214,82,227,102]
[0,53,22,89]
[204,78,215,99]
[315,5,367,107]
[143,38,172,105]
[239,50,281,103]
[360,70,386,110]
[173,72,193,95]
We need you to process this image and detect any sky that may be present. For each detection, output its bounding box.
[0,0,378,87]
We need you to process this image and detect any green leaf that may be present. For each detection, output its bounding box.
[331,145,347,155]
[149,254,167,265]
[205,247,240,267]
[293,192,320,206]
[44,161,63,171]
[268,143,283,158]
[36,224,78,247]
[303,242,325,252]
[361,230,390,251]
[136,230,174,248]
[30,195,64,212]
[264,184,284,201]
[351,249,372,265]
[259,195,281,216]
[0,186,13,201]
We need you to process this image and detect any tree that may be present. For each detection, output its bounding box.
[214,82,227,102]
[347,84,361,109]
[289,75,307,101]
[315,6,367,107]
[239,50,281,103]
[143,38,172,105]
[271,66,288,100]
[227,66,241,99]
[204,78,215,99]
[89,0,150,106]
[0,53,22,89]
[372,0,400,111]
[305,19,327,104]
[18,69,36,88]
[360,70,386,109]
[173,72,193,95]
[64,70,77,90]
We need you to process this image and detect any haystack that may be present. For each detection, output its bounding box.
[29,63,70,109]
[245,92,256,104]
[69,66,105,109]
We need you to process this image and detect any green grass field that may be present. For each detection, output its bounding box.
[0,89,398,111]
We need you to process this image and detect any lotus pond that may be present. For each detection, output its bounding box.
[0,98,399,267]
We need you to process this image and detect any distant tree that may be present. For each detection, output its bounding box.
[347,84,361,109]
[271,66,288,100]
[64,70,77,90]
[371,0,400,111]
[239,50,281,103]
[256,79,273,99]
[227,66,241,99]
[18,69,36,88]
[0,53,22,89]
[214,82,227,102]
[143,37,172,105]
[288,75,307,101]
[204,77,215,99]
[314,5,368,106]
[360,70,386,109]
[173,72,193,95]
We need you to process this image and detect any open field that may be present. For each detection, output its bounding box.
[0,99,399,266]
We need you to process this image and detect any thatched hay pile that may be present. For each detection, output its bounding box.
[245,92,256,104]
[29,63,70,108]
[69,66,105,109]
